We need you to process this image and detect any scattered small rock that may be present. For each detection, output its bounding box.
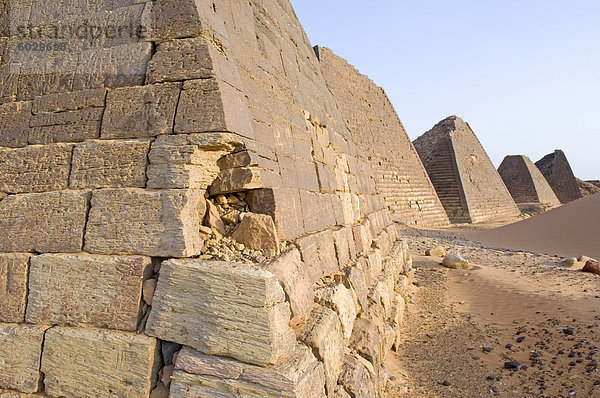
[582,260,600,276]
[426,245,446,257]
[562,257,577,266]
[441,380,451,386]
[563,328,575,336]
[504,360,521,370]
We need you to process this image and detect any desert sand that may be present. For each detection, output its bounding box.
[463,193,600,260]
[385,197,600,397]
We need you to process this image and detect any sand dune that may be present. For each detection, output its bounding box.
[463,193,600,260]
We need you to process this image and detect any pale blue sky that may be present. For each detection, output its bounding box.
[291,0,599,180]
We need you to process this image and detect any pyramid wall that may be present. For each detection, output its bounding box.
[535,150,582,204]
[316,47,449,227]
[0,1,419,397]
[498,155,561,206]
[414,116,520,224]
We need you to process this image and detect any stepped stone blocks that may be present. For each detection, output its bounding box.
[318,47,449,228]
[498,155,561,206]
[535,150,583,204]
[414,116,520,224]
[0,0,421,396]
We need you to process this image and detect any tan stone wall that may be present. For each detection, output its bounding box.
[0,0,421,397]
[317,47,449,227]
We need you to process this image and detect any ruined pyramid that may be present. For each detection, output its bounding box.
[498,155,561,207]
[413,116,520,224]
[535,150,583,204]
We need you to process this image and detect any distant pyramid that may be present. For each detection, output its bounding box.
[498,155,561,207]
[413,116,520,224]
[535,150,582,204]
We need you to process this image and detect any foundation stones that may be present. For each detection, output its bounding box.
[146,259,296,366]
[231,213,280,255]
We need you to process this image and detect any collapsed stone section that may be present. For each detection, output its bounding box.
[535,150,583,204]
[413,116,520,223]
[498,155,561,207]
[317,47,449,227]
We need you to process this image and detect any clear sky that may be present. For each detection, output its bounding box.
[290,0,599,180]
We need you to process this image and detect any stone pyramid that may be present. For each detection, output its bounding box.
[413,116,520,224]
[498,155,561,207]
[535,150,583,204]
[0,0,419,397]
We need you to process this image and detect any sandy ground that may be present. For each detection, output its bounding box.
[463,193,600,260]
[385,227,600,397]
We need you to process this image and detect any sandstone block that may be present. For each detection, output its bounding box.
[0,101,31,147]
[42,327,160,398]
[29,108,103,145]
[442,254,471,270]
[344,263,369,314]
[147,133,242,189]
[349,318,382,380]
[298,307,344,395]
[31,88,105,114]
[147,37,212,83]
[170,345,326,398]
[426,245,446,257]
[372,231,391,257]
[208,167,263,195]
[85,188,205,257]
[175,78,252,137]
[353,223,373,255]
[331,227,353,268]
[314,283,357,339]
[147,259,296,366]
[389,294,406,351]
[0,254,31,323]
[247,188,304,240]
[0,324,47,393]
[101,82,181,139]
[70,139,150,189]
[262,248,314,325]
[296,230,339,285]
[0,144,72,194]
[148,0,203,41]
[26,254,152,330]
[338,355,375,398]
[0,389,45,397]
[0,191,89,253]
[232,213,279,254]
[365,249,383,282]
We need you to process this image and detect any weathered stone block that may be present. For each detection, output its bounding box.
[353,222,373,255]
[148,0,203,41]
[42,327,160,398]
[147,37,212,83]
[349,318,382,375]
[338,355,375,398]
[85,188,205,257]
[31,88,105,114]
[366,249,383,282]
[0,254,31,323]
[0,101,31,147]
[208,167,263,195]
[295,230,339,285]
[247,188,304,240]
[263,248,314,325]
[314,283,357,339]
[0,144,72,194]
[0,191,89,253]
[70,139,150,189]
[232,213,279,254]
[0,323,47,393]
[389,294,406,351]
[344,263,369,314]
[147,259,296,366]
[175,78,252,137]
[0,389,45,397]
[298,307,344,395]
[147,133,242,189]
[26,254,152,330]
[29,108,103,145]
[332,227,354,268]
[170,345,326,398]
[101,82,181,139]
